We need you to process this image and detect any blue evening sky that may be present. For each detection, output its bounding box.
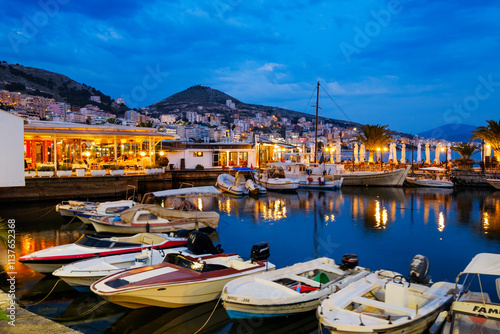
[1,0,499,134]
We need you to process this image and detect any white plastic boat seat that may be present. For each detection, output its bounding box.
[350,296,414,316]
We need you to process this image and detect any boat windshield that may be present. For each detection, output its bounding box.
[75,235,141,248]
[104,206,132,214]
[165,254,228,272]
[452,312,500,333]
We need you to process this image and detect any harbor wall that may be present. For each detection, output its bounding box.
[0,170,224,202]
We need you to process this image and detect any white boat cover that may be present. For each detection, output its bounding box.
[151,186,221,198]
[461,253,500,276]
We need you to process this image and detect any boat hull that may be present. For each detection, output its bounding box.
[331,167,409,187]
[487,179,500,190]
[406,177,454,188]
[257,180,299,192]
[90,220,208,234]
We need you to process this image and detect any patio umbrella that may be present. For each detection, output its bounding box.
[417,141,422,163]
[388,143,394,162]
[435,144,440,164]
[392,143,398,163]
[354,143,359,164]
[360,144,366,163]
[336,142,341,162]
[401,144,406,163]
[447,143,452,162]
[425,143,431,164]
[486,143,491,159]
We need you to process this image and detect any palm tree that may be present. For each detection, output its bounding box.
[470,120,500,152]
[354,124,394,163]
[452,143,478,166]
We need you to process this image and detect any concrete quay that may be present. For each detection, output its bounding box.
[0,290,81,334]
[0,170,225,202]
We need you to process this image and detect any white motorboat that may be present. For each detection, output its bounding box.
[405,167,454,188]
[221,255,369,319]
[245,179,267,195]
[269,162,343,190]
[486,178,500,190]
[318,255,456,334]
[216,173,249,195]
[91,242,274,309]
[55,200,98,217]
[72,199,138,224]
[328,166,410,187]
[52,231,223,291]
[89,204,220,234]
[254,167,300,192]
[438,253,500,334]
[18,233,187,274]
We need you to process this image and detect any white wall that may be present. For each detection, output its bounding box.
[0,110,25,187]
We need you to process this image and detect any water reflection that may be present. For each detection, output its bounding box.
[2,187,500,334]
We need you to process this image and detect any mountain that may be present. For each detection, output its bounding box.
[418,124,480,142]
[0,61,127,113]
[150,84,361,128]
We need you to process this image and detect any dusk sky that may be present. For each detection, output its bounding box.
[2,0,500,134]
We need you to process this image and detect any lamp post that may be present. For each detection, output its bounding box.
[411,139,414,176]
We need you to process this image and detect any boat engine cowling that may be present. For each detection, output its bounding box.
[341,254,359,269]
[187,231,223,255]
[250,242,270,262]
[409,254,430,284]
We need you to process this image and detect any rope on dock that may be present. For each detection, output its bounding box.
[48,300,108,322]
[193,297,222,334]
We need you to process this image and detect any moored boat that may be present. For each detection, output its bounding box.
[331,166,410,187]
[91,242,275,309]
[19,233,187,274]
[486,178,500,190]
[254,167,300,192]
[55,200,98,218]
[269,162,343,190]
[221,255,369,319]
[72,199,138,224]
[438,253,500,334]
[317,255,456,334]
[89,203,220,234]
[405,167,454,188]
[216,173,249,195]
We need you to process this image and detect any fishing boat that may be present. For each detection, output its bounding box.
[72,199,138,224]
[254,167,300,192]
[269,162,343,190]
[91,241,274,309]
[52,231,222,291]
[405,167,454,188]
[221,255,369,319]
[486,178,500,190]
[19,233,187,274]
[89,203,220,234]
[216,173,249,195]
[318,255,457,334]
[438,253,500,334]
[245,178,267,195]
[55,200,98,218]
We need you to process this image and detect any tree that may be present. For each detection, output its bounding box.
[354,124,394,162]
[471,120,500,153]
[452,143,478,164]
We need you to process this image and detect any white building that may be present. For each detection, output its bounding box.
[0,110,25,187]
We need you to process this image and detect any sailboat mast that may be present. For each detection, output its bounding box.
[314,81,319,163]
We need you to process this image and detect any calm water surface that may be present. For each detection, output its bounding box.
[1,186,500,333]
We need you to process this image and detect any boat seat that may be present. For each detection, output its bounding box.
[351,296,414,316]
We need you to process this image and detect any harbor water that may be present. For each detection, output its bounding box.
[1,186,500,333]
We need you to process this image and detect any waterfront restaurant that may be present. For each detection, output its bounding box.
[24,121,178,172]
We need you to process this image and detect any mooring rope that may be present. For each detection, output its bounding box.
[19,278,63,307]
[47,300,108,322]
[193,297,222,334]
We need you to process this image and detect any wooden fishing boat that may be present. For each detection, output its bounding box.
[89,203,219,234]
[254,167,299,192]
[222,255,369,319]
[318,256,456,334]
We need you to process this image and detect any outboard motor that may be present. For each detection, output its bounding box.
[340,254,359,270]
[250,242,270,263]
[187,231,223,255]
[409,254,430,284]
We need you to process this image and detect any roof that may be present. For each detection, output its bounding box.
[24,121,178,139]
[461,253,500,276]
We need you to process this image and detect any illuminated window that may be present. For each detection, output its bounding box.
[193,152,203,157]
